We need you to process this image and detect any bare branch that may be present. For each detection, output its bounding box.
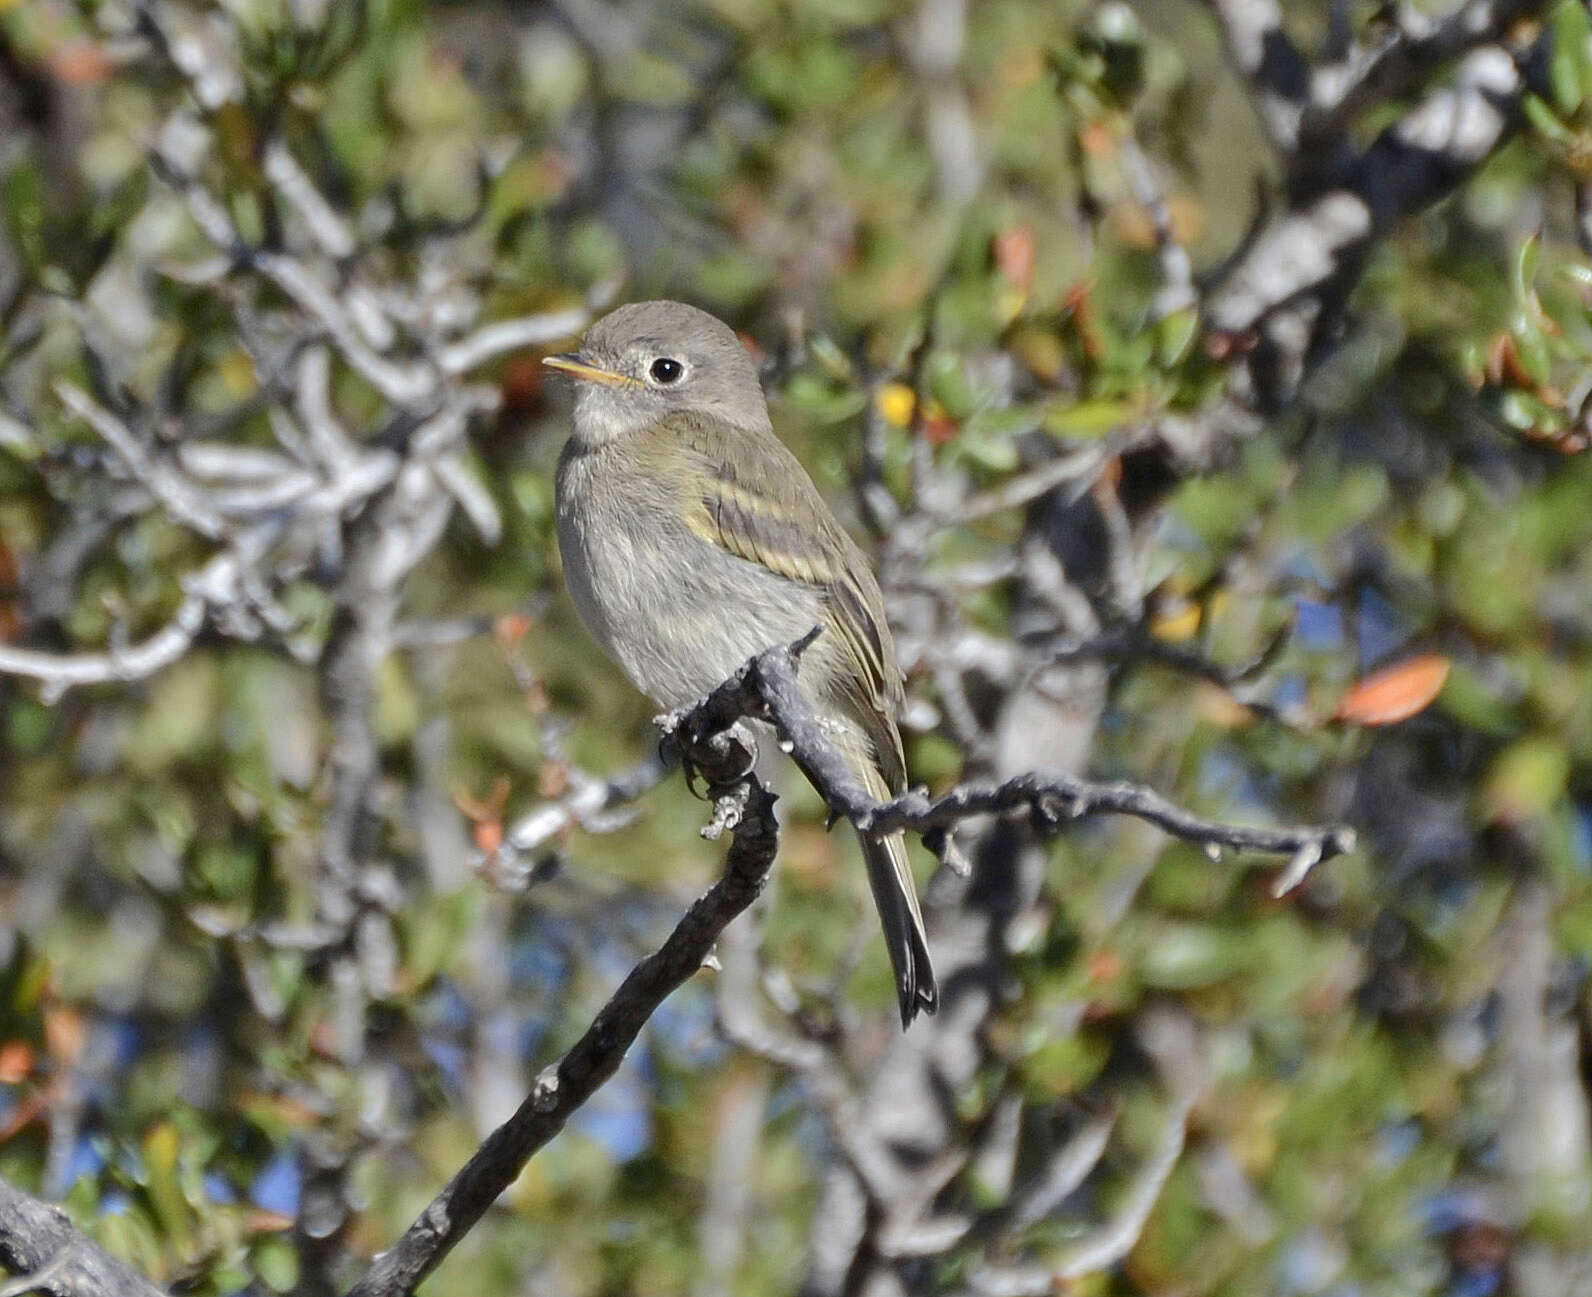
[1037,621,1306,731]
[713,922,950,1220]
[436,308,589,375]
[965,1011,1205,1295]
[1119,133,1196,318]
[0,1175,166,1297]
[343,731,780,1297]
[495,751,671,860]
[1054,1011,1202,1278]
[946,442,1114,524]
[262,140,357,260]
[431,455,501,545]
[53,380,228,540]
[856,370,902,537]
[0,544,254,702]
[1306,0,1546,145]
[998,1109,1118,1239]
[1209,41,1530,404]
[153,142,439,407]
[1202,0,1313,150]
[664,632,1355,875]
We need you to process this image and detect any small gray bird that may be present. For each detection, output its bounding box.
[545,301,937,1026]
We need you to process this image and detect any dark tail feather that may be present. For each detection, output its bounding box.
[861,830,938,1027]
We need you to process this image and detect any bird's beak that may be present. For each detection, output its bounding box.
[541,354,639,387]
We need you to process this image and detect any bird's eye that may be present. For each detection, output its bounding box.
[649,357,685,385]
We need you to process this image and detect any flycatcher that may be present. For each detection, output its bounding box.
[546,301,937,1026]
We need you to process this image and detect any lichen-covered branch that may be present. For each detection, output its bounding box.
[1202,0,1550,406]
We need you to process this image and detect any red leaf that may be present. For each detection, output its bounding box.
[495,613,535,647]
[919,413,959,446]
[1334,655,1450,726]
[473,820,504,854]
[49,42,111,87]
[1077,120,1114,159]
[994,225,1036,293]
[0,1041,35,1084]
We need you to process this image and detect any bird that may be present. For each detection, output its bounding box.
[544,300,937,1026]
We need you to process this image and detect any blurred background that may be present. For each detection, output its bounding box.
[2,0,1592,1294]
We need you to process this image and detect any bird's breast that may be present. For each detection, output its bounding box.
[555,443,825,708]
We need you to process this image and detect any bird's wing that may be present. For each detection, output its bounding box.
[658,412,907,788]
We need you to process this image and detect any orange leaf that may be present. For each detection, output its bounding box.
[1486,333,1536,389]
[243,1208,295,1233]
[522,677,549,715]
[1077,120,1114,159]
[49,41,111,86]
[994,225,1036,293]
[919,413,959,446]
[1334,655,1450,726]
[0,1040,34,1083]
[537,761,569,799]
[495,613,535,648]
[43,1005,83,1065]
[1086,949,1122,983]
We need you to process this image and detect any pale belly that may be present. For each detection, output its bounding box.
[555,462,825,709]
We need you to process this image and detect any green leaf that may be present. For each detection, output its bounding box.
[1436,661,1518,736]
[1550,0,1592,115]
[1523,92,1579,145]
[1044,396,1134,438]
[197,843,257,902]
[1021,1027,1111,1099]
[1513,232,1541,305]
[1139,922,1249,988]
[1158,306,1199,366]
[1482,736,1570,824]
[784,373,868,423]
[1511,322,1552,386]
[949,423,1020,472]
[143,1121,195,1257]
[1498,388,1543,431]
[1559,261,1592,290]
[254,1236,300,1293]
[926,352,974,418]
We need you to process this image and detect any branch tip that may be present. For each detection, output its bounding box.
[789,624,825,658]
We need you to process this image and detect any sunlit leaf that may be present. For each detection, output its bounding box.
[1333,655,1451,726]
[1044,397,1134,438]
[1550,0,1592,114]
[1523,92,1579,145]
[994,224,1036,293]
[1150,603,1201,643]
[1482,735,1570,824]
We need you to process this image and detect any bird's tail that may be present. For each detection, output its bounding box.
[856,764,938,1027]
